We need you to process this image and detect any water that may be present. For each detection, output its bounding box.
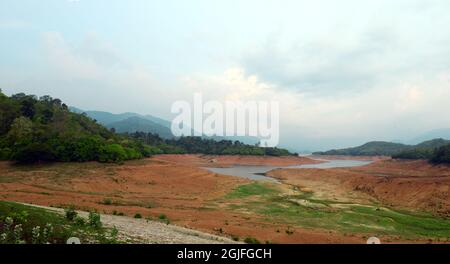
[205,165,281,183]
[204,159,372,183]
[287,159,372,169]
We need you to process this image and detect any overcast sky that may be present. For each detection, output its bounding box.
[1,0,450,151]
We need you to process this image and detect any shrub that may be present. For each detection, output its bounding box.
[102,198,113,205]
[74,216,86,226]
[134,213,142,219]
[141,145,163,156]
[0,148,12,160]
[244,236,261,244]
[124,147,143,160]
[158,214,167,220]
[98,144,127,163]
[65,207,77,221]
[88,212,102,228]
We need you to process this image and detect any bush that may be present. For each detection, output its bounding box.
[102,198,113,205]
[134,213,142,219]
[88,212,102,228]
[98,144,128,163]
[0,148,12,160]
[74,216,86,226]
[158,214,167,220]
[124,147,143,159]
[141,145,163,156]
[244,236,261,244]
[65,207,77,221]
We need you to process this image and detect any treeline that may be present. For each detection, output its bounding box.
[127,132,295,156]
[393,144,450,164]
[0,90,153,163]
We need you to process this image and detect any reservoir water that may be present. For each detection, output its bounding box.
[204,158,372,183]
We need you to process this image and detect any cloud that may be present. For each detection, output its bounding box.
[7,32,178,117]
[241,1,450,98]
[180,64,450,150]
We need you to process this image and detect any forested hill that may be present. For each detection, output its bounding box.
[314,139,450,157]
[313,141,410,156]
[0,90,295,163]
[0,90,152,163]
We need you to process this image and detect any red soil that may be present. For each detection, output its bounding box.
[2,155,448,243]
[0,156,359,244]
[268,159,450,216]
[156,154,322,167]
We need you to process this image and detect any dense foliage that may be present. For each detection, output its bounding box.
[430,144,450,164]
[391,148,433,160]
[0,90,149,163]
[392,139,450,163]
[128,132,295,156]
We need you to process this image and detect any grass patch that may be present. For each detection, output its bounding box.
[0,201,121,244]
[225,182,280,199]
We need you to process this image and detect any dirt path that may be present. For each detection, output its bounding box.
[23,203,238,244]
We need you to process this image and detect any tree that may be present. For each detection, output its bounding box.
[431,144,450,164]
[20,98,36,118]
[42,109,54,123]
[7,117,33,145]
[0,94,20,135]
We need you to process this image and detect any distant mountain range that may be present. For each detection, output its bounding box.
[314,138,450,157]
[69,107,260,144]
[70,107,174,138]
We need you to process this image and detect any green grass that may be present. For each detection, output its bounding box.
[225,182,280,199]
[223,182,450,240]
[0,201,120,244]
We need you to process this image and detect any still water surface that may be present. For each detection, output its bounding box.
[204,159,372,183]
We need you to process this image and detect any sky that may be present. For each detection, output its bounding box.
[1,0,450,151]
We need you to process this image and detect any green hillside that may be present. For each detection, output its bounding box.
[314,141,410,156]
[0,90,155,163]
[315,139,450,158]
